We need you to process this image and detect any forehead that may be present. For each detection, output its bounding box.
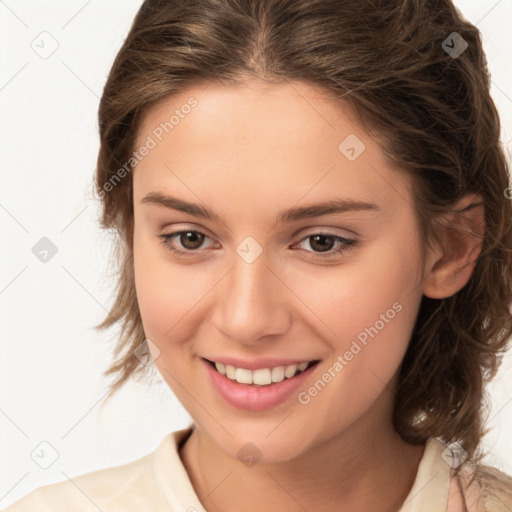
[133,80,413,217]
[137,79,356,150]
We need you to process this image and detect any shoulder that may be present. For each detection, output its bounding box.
[449,461,512,512]
[1,436,175,512]
[474,463,512,512]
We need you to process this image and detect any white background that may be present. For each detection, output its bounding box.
[1,0,511,507]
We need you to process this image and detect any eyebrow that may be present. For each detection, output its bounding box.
[140,191,379,224]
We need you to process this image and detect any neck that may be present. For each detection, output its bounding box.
[179,402,425,512]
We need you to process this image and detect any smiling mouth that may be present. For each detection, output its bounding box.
[204,358,321,386]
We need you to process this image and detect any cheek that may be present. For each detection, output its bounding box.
[133,227,218,347]
[289,233,423,368]
[291,248,422,432]
[133,228,189,342]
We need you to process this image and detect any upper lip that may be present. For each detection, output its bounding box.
[202,356,321,371]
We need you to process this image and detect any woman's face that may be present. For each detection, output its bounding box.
[132,79,427,462]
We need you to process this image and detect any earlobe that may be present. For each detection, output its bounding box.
[422,193,485,299]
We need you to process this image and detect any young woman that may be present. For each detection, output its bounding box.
[5,0,512,510]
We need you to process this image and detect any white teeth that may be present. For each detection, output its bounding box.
[284,364,298,378]
[271,366,285,383]
[225,364,236,379]
[235,368,252,384]
[252,368,272,385]
[212,360,313,386]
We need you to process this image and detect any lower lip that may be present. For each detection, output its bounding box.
[202,359,319,411]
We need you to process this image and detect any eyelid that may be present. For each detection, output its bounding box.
[292,225,359,240]
[159,222,217,239]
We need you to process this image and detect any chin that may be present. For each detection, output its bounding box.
[214,427,314,465]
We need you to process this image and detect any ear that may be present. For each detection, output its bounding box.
[422,193,485,299]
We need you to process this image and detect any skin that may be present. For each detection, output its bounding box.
[131,79,484,512]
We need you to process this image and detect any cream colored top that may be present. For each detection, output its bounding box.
[3,427,510,511]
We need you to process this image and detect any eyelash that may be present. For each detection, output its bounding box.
[157,230,359,259]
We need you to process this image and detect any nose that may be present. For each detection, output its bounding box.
[211,251,292,345]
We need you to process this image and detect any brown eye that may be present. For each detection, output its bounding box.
[294,232,358,258]
[158,230,214,255]
[179,231,205,250]
[308,234,336,252]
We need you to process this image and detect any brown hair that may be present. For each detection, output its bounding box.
[94,0,512,464]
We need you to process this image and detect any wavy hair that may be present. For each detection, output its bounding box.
[93,0,512,464]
